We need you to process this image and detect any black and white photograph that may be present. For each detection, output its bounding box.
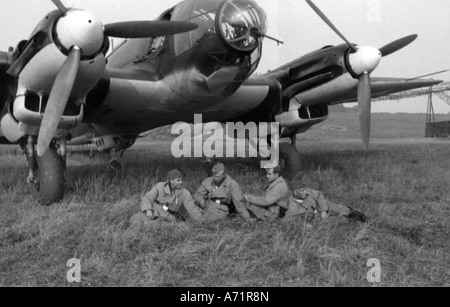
[0,0,449,289]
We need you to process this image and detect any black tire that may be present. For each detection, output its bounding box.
[35,149,65,206]
[279,143,302,180]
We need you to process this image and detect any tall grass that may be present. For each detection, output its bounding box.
[1,140,449,287]
[1,114,449,287]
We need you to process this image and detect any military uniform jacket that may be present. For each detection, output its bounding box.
[141,182,203,221]
[286,188,330,218]
[194,175,251,220]
[245,177,290,219]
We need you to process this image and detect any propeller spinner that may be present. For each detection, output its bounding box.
[305,0,417,150]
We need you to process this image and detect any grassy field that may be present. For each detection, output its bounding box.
[306,111,449,140]
[0,112,449,287]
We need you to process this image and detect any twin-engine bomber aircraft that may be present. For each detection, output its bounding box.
[0,0,442,205]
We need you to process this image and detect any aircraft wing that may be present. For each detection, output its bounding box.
[259,41,444,146]
[328,77,444,105]
[262,44,443,107]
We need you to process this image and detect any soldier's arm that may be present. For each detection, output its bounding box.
[307,189,329,213]
[316,192,330,213]
[245,183,289,207]
[141,185,159,212]
[229,181,252,220]
[193,180,209,208]
[181,190,204,222]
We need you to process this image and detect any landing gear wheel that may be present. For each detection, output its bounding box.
[279,143,302,180]
[35,150,65,206]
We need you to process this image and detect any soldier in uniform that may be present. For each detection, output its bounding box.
[289,188,368,222]
[243,166,291,220]
[130,169,203,226]
[194,163,254,222]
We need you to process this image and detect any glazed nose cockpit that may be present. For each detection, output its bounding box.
[216,0,267,53]
[164,0,267,98]
[171,0,267,54]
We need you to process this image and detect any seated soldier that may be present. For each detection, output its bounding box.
[243,166,290,220]
[130,169,203,226]
[194,163,254,222]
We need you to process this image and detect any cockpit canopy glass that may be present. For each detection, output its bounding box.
[217,0,267,52]
[171,0,267,54]
[169,0,266,85]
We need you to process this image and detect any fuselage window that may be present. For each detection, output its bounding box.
[189,9,218,47]
[145,36,166,57]
[200,53,239,76]
[248,46,261,75]
[144,7,172,58]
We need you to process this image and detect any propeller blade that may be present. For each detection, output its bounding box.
[51,0,69,13]
[379,34,418,57]
[305,0,357,52]
[37,47,81,157]
[358,72,372,151]
[104,21,199,38]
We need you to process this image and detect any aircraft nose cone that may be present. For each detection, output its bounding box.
[55,9,104,57]
[348,46,382,76]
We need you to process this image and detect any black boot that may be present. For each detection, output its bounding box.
[347,207,369,223]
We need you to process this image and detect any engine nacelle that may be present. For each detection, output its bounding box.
[12,84,83,135]
[0,112,24,143]
[19,44,106,98]
[275,98,329,137]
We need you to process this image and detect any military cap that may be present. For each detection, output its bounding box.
[212,163,226,176]
[167,169,183,180]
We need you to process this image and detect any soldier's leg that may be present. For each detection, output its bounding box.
[326,201,369,222]
[129,212,156,228]
[247,204,270,220]
[327,201,351,216]
[202,202,228,222]
[158,210,177,222]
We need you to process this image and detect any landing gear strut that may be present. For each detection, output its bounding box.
[279,136,302,180]
[290,135,297,148]
[26,135,38,184]
[24,135,65,206]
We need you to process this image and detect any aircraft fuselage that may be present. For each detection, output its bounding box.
[84,0,270,133]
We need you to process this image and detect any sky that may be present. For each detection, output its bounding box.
[0,0,449,113]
